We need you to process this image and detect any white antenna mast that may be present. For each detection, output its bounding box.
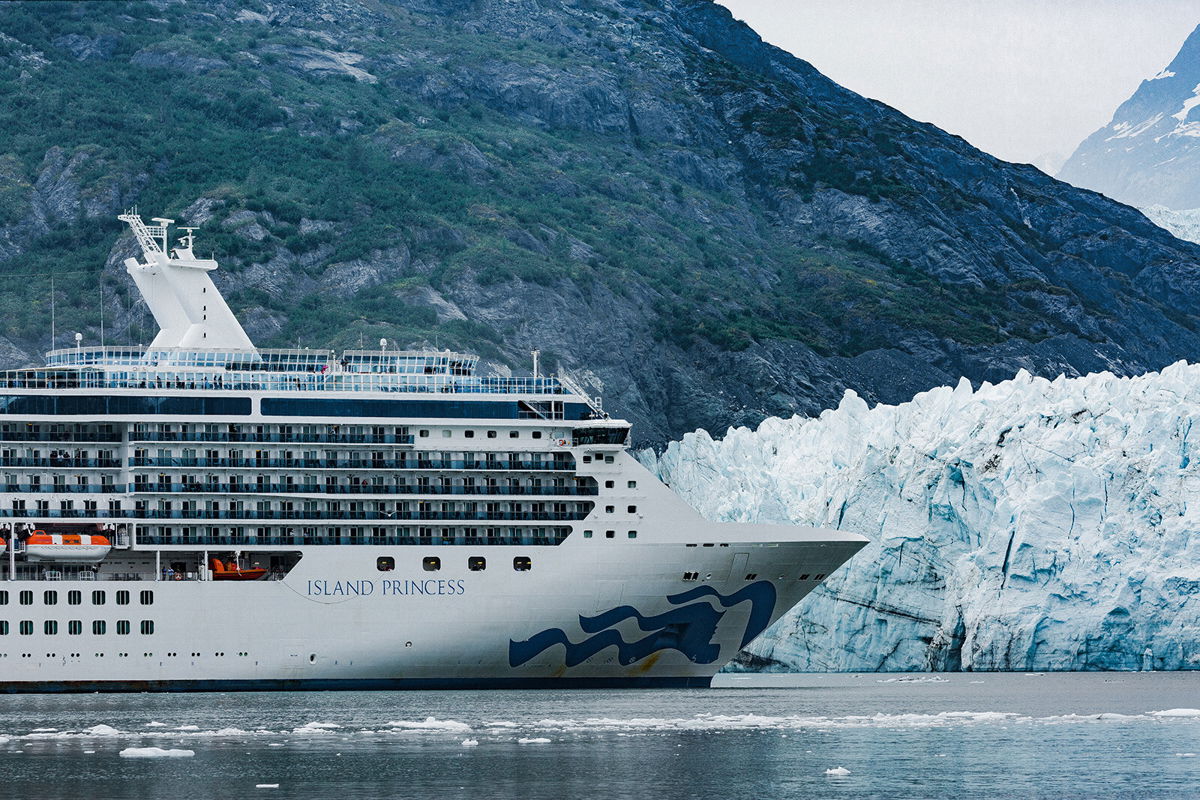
[99,285,105,347]
[50,275,56,350]
[532,349,540,379]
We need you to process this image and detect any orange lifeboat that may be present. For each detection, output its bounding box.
[208,557,267,581]
[24,531,111,563]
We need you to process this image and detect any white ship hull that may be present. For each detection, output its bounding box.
[0,454,864,692]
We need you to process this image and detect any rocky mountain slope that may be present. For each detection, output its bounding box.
[652,363,1200,672]
[1060,24,1200,210]
[3,1,1200,444]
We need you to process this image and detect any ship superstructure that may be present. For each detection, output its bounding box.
[0,213,866,691]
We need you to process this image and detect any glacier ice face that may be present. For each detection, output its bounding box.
[649,364,1200,671]
[1141,205,1200,245]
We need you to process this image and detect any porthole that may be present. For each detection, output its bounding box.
[116,590,130,606]
[140,620,154,635]
[139,591,154,606]
[68,620,82,635]
[422,556,441,572]
[19,590,31,606]
[44,620,57,635]
[513,556,532,572]
[468,556,486,572]
[92,620,106,635]
[68,590,81,606]
[605,530,615,539]
[309,653,316,663]
[582,530,593,538]
[43,590,58,606]
[19,620,32,635]
[628,531,638,539]
[116,620,130,635]
[92,590,106,606]
[377,556,396,572]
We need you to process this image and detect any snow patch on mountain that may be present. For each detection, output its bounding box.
[1141,204,1200,244]
[650,364,1200,672]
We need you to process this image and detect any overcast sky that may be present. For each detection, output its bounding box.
[716,0,1199,172]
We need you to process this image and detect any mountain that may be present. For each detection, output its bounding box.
[651,363,1200,672]
[2,1,1200,445]
[1059,25,1200,210]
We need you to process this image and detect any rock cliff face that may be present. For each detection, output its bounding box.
[651,364,1200,672]
[1060,25,1200,210]
[1,1,1199,444]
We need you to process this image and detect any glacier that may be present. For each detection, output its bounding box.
[647,364,1200,671]
[1141,204,1200,246]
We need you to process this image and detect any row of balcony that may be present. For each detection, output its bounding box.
[5,483,598,496]
[0,509,587,521]
[129,457,573,470]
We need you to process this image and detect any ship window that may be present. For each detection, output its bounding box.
[68,590,81,606]
[513,556,532,572]
[68,620,82,635]
[19,590,32,605]
[44,590,57,606]
[582,456,592,463]
[627,505,637,513]
[0,621,7,635]
[116,590,130,606]
[509,431,519,438]
[468,556,486,571]
[532,431,543,439]
[605,506,614,513]
[92,590,105,605]
[605,456,614,464]
[422,556,440,572]
[419,430,429,438]
[116,620,131,635]
[628,531,638,539]
[92,620,106,635]
[376,556,396,572]
[44,620,57,635]
[605,481,614,488]
[815,574,826,580]
[442,430,452,438]
[139,591,154,606]
[19,620,32,635]
[140,620,154,635]
[745,573,758,580]
[464,430,475,438]
[605,530,615,539]
[798,574,809,580]
[487,431,497,439]
[583,530,592,538]
[627,481,637,488]
[0,590,7,605]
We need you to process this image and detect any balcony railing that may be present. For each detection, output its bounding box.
[130,432,415,445]
[129,456,573,470]
[0,509,588,522]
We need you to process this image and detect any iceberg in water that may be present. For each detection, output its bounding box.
[649,363,1200,671]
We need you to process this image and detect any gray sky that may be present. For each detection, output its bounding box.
[717,0,1199,172]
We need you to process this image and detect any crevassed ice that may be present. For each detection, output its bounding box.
[650,363,1200,672]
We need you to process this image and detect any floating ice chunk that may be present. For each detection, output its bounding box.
[119,747,195,758]
[386,717,471,733]
[83,725,122,737]
[1150,709,1200,718]
[486,721,518,728]
[824,766,851,776]
[461,738,479,747]
[256,784,280,789]
[31,728,57,732]
[145,722,168,728]
[518,737,551,744]
[176,725,200,731]
[293,722,342,734]
[876,676,948,684]
[1176,753,1197,757]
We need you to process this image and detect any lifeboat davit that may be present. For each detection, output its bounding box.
[24,531,111,563]
[209,557,267,581]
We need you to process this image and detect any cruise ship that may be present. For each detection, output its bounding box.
[0,212,867,692]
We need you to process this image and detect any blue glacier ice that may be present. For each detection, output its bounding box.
[648,364,1200,671]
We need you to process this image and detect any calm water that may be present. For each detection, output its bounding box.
[1,673,1198,799]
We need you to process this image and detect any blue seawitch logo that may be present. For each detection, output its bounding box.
[508,582,777,668]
